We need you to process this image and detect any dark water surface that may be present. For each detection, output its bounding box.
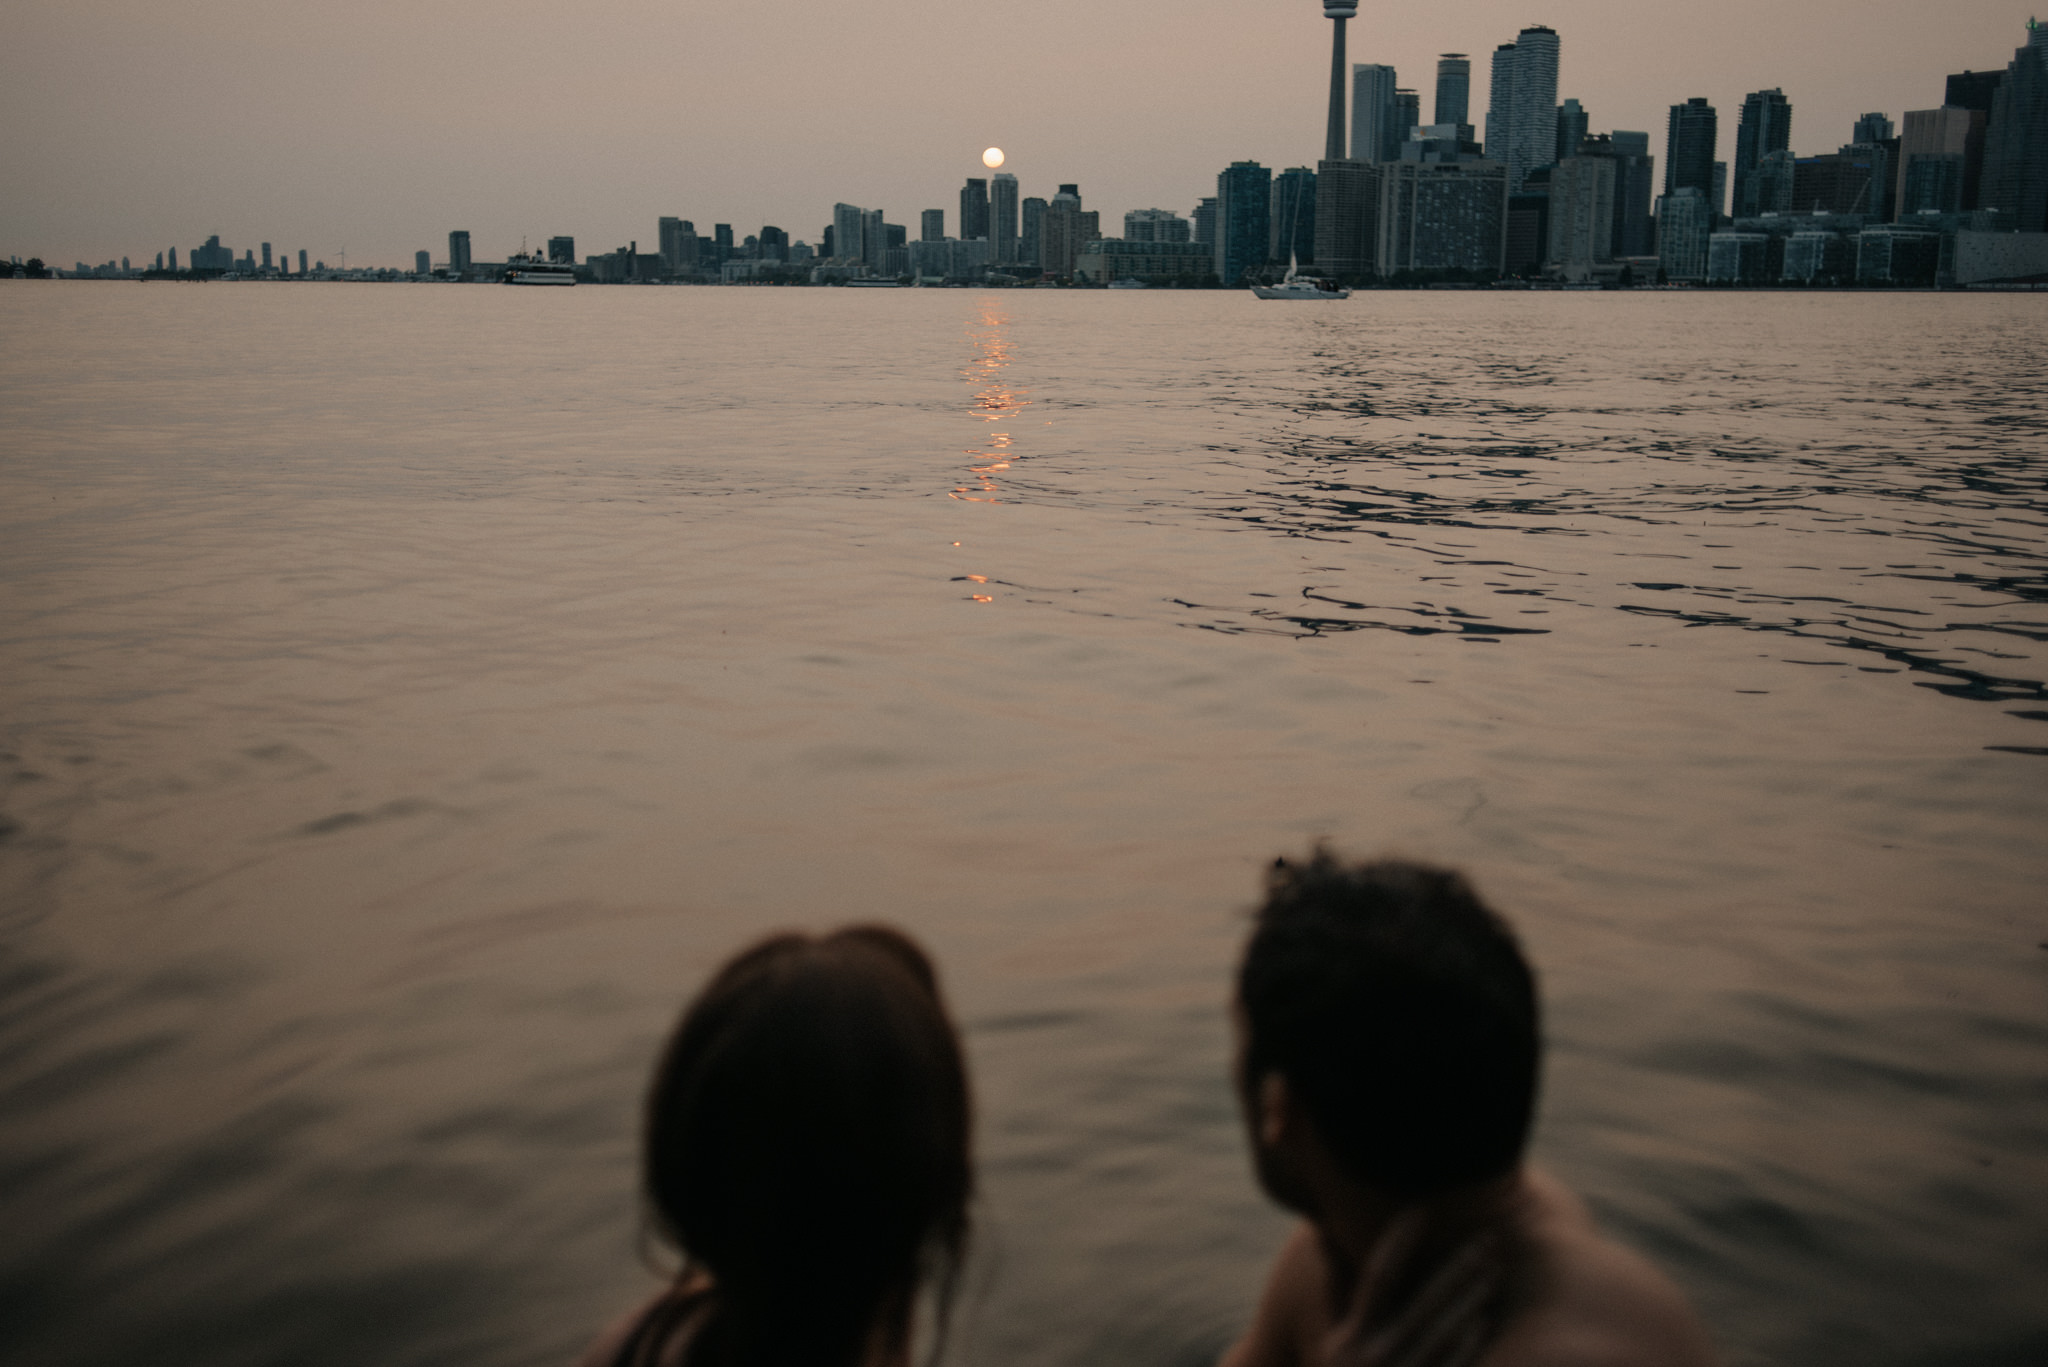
[1,284,2043,1367]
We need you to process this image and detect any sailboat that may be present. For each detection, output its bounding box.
[1252,252,1350,300]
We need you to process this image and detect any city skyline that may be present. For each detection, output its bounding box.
[1,1,2029,266]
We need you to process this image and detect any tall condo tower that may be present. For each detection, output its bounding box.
[1732,89,1793,218]
[1435,54,1471,132]
[960,179,990,241]
[1351,64,1400,162]
[1322,0,1359,162]
[1486,26,1561,190]
[1665,98,1719,201]
[990,173,1019,262]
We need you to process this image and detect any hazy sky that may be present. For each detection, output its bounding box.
[2,0,2030,266]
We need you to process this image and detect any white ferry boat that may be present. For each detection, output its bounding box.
[504,254,575,285]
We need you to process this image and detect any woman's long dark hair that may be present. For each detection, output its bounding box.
[619,926,972,1367]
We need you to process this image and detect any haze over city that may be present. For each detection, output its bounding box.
[1,0,2028,265]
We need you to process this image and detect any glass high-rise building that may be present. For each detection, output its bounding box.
[1485,25,1560,191]
[1020,198,1047,266]
[921,209,945,242]
[1556,98,1588,163]
[1435,54,1470,131]
[960,178,990,241]
[1665,98,1719,204]
[1732,89,1793,219]
[1350,64,1400,162]
[1982,18,2048,232]
[1269,166,1318,265]
[990,173,1019,263]
[448,230,472,273]
[1215,161,1272,285]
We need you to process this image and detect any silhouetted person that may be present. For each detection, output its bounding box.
[1222,853,1715,1367]
[578,926,971,1367]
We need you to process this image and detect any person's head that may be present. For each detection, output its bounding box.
[1235,851,1539,1208]
[642,925,972,1367]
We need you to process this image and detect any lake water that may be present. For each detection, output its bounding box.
[1,283,2043,1367]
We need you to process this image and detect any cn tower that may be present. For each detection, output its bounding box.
[1321,0,1358,162]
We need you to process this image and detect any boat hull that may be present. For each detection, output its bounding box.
[1251,285,1350,300]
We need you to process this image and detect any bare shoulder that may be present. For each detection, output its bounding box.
[1483,1172,1717,1367]
[1220,1222,1334,1367]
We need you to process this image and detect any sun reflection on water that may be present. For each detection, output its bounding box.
[952,300,1030,506]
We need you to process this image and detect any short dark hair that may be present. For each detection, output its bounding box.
[1237,852,1540,1199]
[636,925,972,1367]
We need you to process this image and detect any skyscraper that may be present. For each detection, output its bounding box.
[1545,152,1614,281]
[1021,198,1047,266]
[1395,90,1421,148]
[1435,54,1471,132]
[960,178,990,241]
[1312,159,1381,278]
[1665,98,1719,203]
[1351,64,1400,163]
[297,249,307,275]
[261,242,272,270]
[1896,107,1979,216]
[1485,26,1560,191]
[921,209,945,242]
[414,250,430,275]
[760,227,789,262]
[1322,0,1358,162]
[548,236,575,264]
[1376,161,1508,274]
[1125,208,1190,241]
[1982,18,2048,232]
[1193,197,1218,249]
[448,230,472,274]
[990,173,1019,263]
[1270,166,1317,265]
[1732,89,1793,218]
[1853,112,1895,144]
[832,204,866,264]
[659,217,695,273]
[1556,98,1588,162]
[1216,161,1272,284]
[1596,131,1656,258]
[1656,187,1710,280]
[1040,186,1097,279]
[861,209,886,272]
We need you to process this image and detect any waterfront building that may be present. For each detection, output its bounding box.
[991,173,1018,263]
[414,250,430,275]
[832,204,866,264]
[1072,239,1217,284]
[1505,179,1550,276]
[1706,231,1773,283]
[1610,130,1657,257]
[1656,186,1711,280]
[960,178,990,243]
[1982,19,2048,232]
[921,209,945,242]
[1856,224,1941,284]
[1021,197,1047,266]
[659,218,696,274]
[297,249,307,275]
[1952,228,2048,283]
[1732,89,1794,218]
[1041,186,1098,279]
[1124,208,1191,242]
[1781,230,1854,283]
[1216,160,1273,284]
[1485,25,1561,191]
[1665,98,1719,205]
[1897,107,1981,216]
[760,226,789,262]
[712,225,734,264]
[1556,98,1588,163]
[1376,159,1508,274]
[1436,54,1471,135]
[448,230,471,274]
[191,235,233,272]
[1313,159,1382,277]
[1545,152,1615,281]
[1193,197,1218,248]
[907,236,991,283]
[548,236,574,264]
[1794,147,1883,215]
[1713,161,1729,217]
[1350,64,1401,162]
[1271,166,1318,264]
[261,243,272,270]
[862,210,887,272]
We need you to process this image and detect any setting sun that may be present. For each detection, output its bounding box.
[982,147,1005,169]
